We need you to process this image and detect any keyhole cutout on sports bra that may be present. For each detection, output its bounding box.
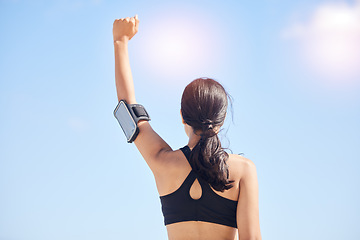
[189,178,202,200]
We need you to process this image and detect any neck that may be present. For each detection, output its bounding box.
[187,130,201,150]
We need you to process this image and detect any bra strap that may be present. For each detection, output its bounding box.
[180,145,192,165]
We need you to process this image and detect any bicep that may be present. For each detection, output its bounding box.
[237,160,261,239]
[133,120,173,173]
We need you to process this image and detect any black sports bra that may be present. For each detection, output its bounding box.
[159,145,238,228]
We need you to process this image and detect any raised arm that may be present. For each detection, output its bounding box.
[113,16,138,103]
[113,15,173,173]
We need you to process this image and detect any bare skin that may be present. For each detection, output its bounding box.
[113,15,262,240]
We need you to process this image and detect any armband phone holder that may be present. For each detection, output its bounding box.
[113,99,150,143]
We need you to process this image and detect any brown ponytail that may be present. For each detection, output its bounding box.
[181,78,234,192]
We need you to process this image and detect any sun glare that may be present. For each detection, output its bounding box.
[137,9,223,83]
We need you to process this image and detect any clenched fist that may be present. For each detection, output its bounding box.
[113,14,139,42]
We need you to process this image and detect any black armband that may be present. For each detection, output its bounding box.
[113,99,151,143]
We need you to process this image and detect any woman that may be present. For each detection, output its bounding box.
[113,15,262,240]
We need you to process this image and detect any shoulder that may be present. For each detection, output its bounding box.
[228,153,256,169]
[153,147,189,172]
[227,154,257,181]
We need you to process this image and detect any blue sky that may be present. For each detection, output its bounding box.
[1,0,360,239]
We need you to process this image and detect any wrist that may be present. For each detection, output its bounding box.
[114,36,129,44]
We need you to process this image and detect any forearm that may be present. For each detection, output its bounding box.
[114,38,136,104]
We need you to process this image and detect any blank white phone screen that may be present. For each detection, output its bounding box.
[115,102,136,140]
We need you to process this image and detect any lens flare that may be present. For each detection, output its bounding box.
[135,7,225,84]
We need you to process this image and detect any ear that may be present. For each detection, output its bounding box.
[214,125,221,134]
[180,109,186,124]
